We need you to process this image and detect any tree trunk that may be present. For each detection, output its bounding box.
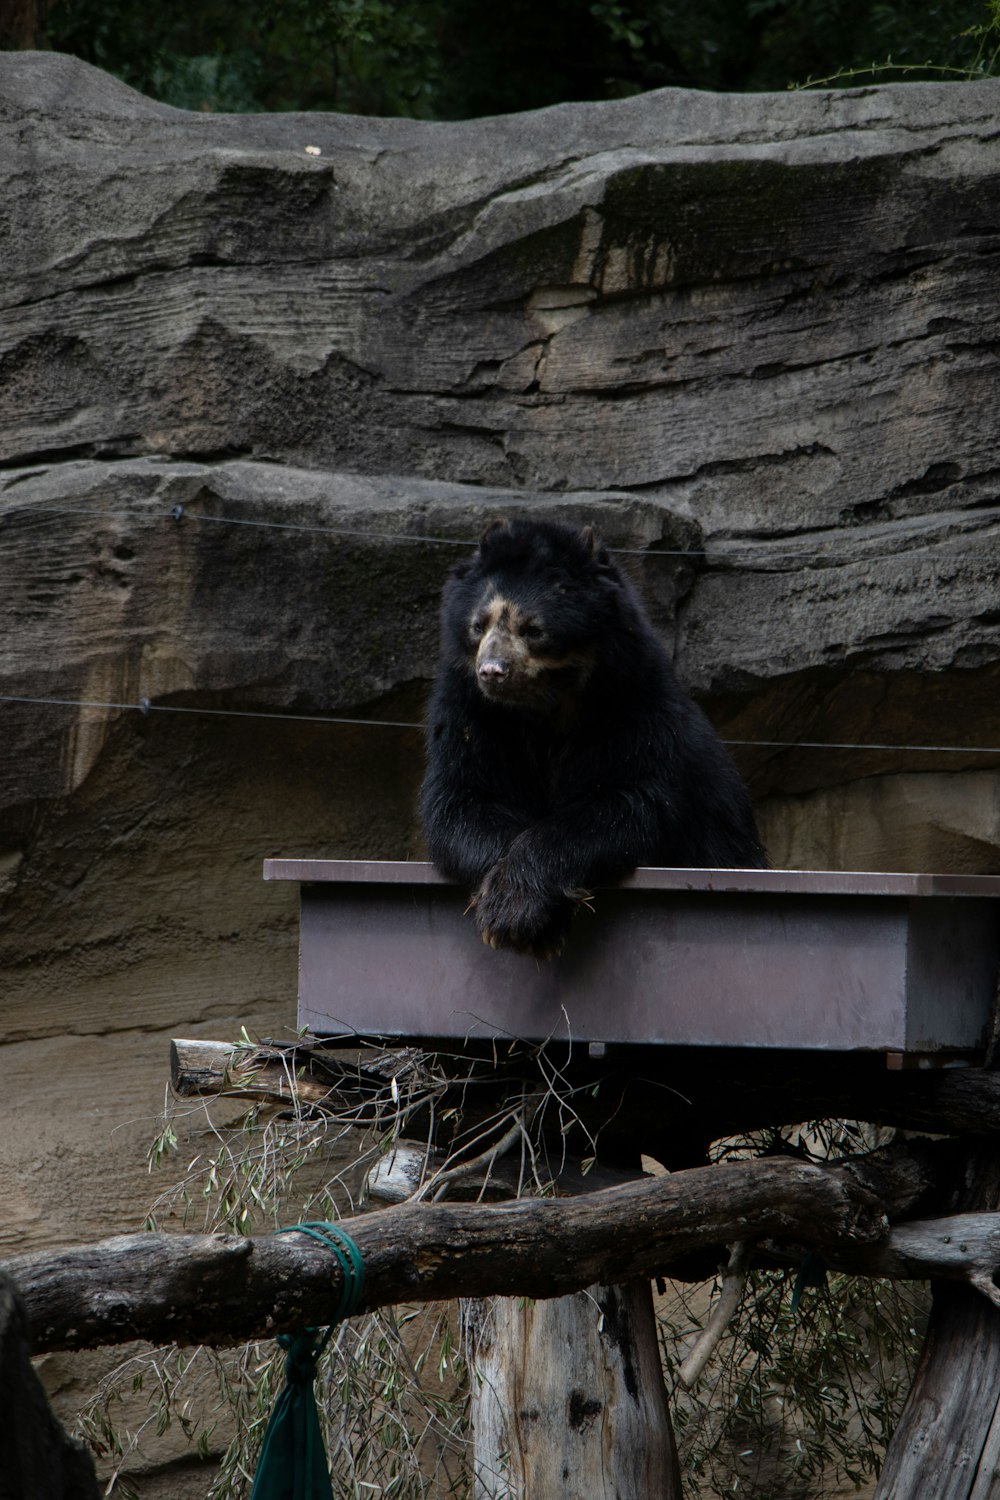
[875,1284,1000,1499]
[468,1281,681,1499]
[876,1150,1000,1498]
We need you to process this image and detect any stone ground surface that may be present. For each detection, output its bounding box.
[4,51,1000,1494]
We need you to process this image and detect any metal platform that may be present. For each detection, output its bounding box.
[263,861,1000,1056]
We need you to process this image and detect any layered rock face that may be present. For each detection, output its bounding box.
[4,50,1000,1490]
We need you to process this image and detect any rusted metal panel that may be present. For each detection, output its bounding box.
[263,861,1000,1054]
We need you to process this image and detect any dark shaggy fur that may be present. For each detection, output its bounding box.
[420,518,766,957]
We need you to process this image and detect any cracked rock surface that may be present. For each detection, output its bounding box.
[4,52,1000,1491]
[5,56,1000,769]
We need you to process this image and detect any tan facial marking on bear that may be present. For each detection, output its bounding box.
[523,646,596,680]
[473,586,596,710]
[470,595,510,642]
[485,596,510,631]
[474,595,525,675]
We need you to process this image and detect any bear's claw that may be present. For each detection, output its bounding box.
[469,864,594,959]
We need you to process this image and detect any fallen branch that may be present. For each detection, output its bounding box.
[169,1038,426,1112]
[2,1145,947,1353]
[678,1241,749,1388]
[411,1105,535,1203]
[365,1137,641,1204]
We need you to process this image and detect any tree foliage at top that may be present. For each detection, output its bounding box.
[7,0,1000,116]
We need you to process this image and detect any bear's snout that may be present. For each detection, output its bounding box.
[474,616,538,702]
[477,656,510,683]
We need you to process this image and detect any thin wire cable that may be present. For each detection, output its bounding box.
[0,693,422,730]
[5,500,998,565]
[5,504,999,750]
[4,691,1000,756]
[196,512,473,546]
[2,504,470,546]
[0,502,695,555]
[724,738,1000,755]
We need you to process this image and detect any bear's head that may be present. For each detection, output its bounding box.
[443,518,622,715]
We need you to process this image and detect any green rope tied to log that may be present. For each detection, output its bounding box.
[249,1222,366,1500]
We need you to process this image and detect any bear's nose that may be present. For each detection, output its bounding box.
[478,657,509,681]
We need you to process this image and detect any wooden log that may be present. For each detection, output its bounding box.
[468,1282,681,1498]
[603,1054,1000,1150]
[727,1059,1000,1140]
[169,1037,426,1112]
[170,1037,1000,1142]
[823,1214,1000,1307]
[0,1144,951,1353]
[876,1147,1000,1500]
[170,1038,336,1105]
[875,1283,1000,1499]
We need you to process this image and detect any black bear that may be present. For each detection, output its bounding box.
[420,518,766,957]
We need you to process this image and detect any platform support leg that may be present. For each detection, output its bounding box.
[467,1279,682,1499]
[876,1147,1000,1499]
[874,1283,1000,1499]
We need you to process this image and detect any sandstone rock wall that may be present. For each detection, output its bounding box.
[4,51,1000,1493]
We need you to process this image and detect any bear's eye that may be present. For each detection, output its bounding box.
[470,615,488,639]
[521,622,544,642]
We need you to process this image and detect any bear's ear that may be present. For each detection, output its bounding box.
[480,518,511,548]
[581,524,612,568]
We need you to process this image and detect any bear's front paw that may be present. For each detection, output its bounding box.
[471,864,588,959]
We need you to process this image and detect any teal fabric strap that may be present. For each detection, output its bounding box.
[249,1328,334,1500]
[248,1222,366,1500]
[276,1221,366,1323]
